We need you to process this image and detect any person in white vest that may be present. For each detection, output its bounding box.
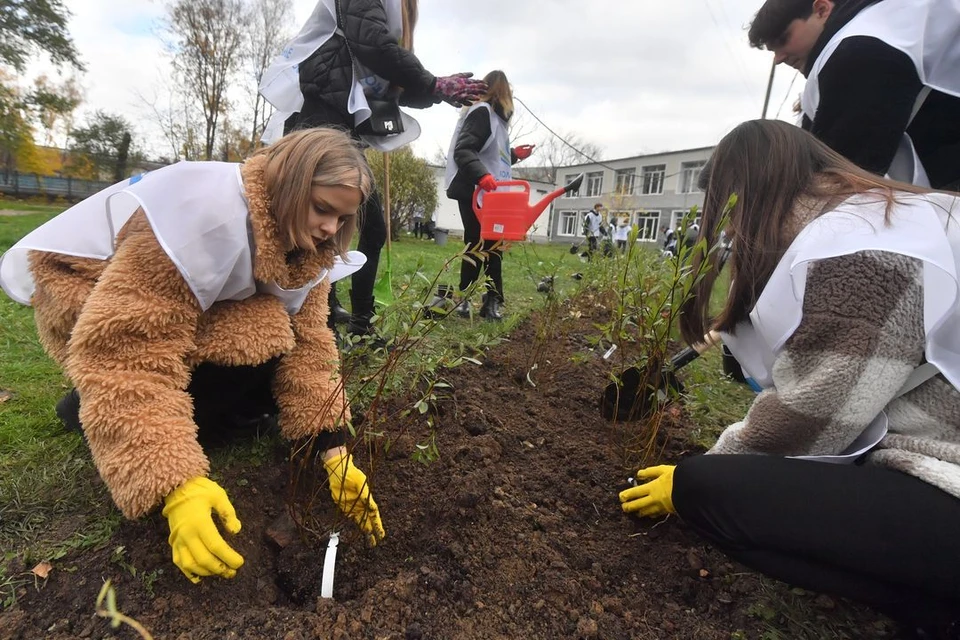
[613,216,631,252]
[582,203,605,259]
[440,70,535,321]
[747,0,960,190]
[619,120,960,635]
[0,128,387,584]
[260,0,486,348]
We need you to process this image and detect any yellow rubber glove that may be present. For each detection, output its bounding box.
[162,477,245,584]
[323,453,386,546]
[618,465,677,518]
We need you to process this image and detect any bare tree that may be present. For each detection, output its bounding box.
[244,0,294,147]
[135,80,205,162]
[524,129,604,184]
[162,0,249,160]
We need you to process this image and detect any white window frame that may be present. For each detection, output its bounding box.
[563,174,581,198]
[679,160,707,194]
[585,171,603,198]
[614,168,636,195]
[640,164,665,195]
[636,210,660,242]
[671,209,701,229]
[558,210,580,237]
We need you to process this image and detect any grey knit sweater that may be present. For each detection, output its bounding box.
[710,250,960,499]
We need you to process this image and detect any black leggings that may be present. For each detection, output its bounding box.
[673,455,960,627]
[457,197,503,301]
[329,190,385,325]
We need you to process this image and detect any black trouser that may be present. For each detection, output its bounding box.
[329,190,385,331]
[413,219,424,239]
[673,455,960,628]
[184,359,343,449]
[457,197,503,301]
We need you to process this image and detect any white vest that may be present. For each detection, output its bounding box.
[443,102,512,192]
[259,0,420,151]
[0,162,365,314]
[801,0,960,186]
[721,192,960,461]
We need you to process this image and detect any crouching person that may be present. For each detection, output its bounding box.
[0,127,386,583]
[619,120,960,636]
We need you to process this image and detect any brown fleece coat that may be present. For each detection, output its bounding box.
[28,156,349,518]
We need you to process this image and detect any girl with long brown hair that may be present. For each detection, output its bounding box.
[438,70,536,320]
[620,119,960,635]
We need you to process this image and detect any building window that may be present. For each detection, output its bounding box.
[559,211,580,236]
[671,208,701,229]
[679,161,707,194]
[636,210,661,241]
[614,168,636,195]
[640,164,665,195]
[585,171,603,197]
[563,174,581,198]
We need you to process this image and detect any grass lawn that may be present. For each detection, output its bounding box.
[0,209,753,607]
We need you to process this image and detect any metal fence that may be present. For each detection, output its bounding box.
[0,172,113,202]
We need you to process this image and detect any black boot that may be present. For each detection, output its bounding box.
[55,388,83,433]
[478,293,503,321]
[346,296,389,351]
[328,288,352,326]
[454,298,471,318]
[424,284,455,319]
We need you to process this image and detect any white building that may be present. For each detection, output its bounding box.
[426,145,714,245]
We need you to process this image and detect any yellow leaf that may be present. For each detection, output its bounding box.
[32,562,52,579]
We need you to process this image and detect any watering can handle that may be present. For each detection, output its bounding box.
[471,180,531,212]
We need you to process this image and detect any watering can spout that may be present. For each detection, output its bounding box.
[530,172,585,218]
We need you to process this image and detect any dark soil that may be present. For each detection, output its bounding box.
[0,303,897,640]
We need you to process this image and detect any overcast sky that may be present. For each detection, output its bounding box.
[41,0,803,163]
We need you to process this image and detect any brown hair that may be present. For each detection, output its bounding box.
[400,0,418,51]
[679,119,933,345]
[251,127,373,254]
[481,70,514,121]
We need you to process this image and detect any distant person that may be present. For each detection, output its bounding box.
[620,120,960,637]
[660,224,677,256]
[440,70,535,321]
[613,216,631,252]
[0,128,385,584]
[582,203,604,259]
[259,0,487,347]
[748,0,960,189]
[412,207,425,239]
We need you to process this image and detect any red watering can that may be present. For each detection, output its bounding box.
[473,173,585,241]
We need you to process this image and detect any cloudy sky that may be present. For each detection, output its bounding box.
[42,0,803,163]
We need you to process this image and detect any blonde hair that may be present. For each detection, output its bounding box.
[481,70,514,121]
[251,127,373,254]
[400,0,418,51]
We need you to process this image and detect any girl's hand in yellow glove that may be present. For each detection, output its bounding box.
[323,451,386,546]
[618,464,677,518]
[162,477,245,584]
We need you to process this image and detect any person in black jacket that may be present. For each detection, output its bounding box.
[277,0,487,345]
[747,0,960,190]
[440,70,535,321]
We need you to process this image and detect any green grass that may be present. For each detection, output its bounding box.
[0,197,67,216]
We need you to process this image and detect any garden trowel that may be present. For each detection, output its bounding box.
[600,331,721,422]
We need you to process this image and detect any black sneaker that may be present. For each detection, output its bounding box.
[55,388,83,433]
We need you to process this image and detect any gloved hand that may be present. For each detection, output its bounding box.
[618,465,676,518]
[433,72,487,107]
[478,174,498,192]
[513,144,535,160]
[162,477,245,584]
[324,452,386,546]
